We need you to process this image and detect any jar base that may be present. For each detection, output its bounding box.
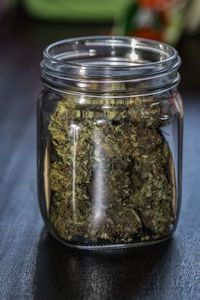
[47,228,173,251]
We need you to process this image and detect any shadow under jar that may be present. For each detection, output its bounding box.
[37,36,183,250]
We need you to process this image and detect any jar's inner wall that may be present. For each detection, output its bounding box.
[47,39,169,67]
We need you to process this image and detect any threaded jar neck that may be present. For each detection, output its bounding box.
[41,36,181,97]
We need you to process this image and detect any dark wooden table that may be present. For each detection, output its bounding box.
[0,13,200,300]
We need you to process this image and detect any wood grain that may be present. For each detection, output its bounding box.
[0,13,200,300]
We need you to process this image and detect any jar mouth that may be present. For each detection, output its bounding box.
[41,36,181,96]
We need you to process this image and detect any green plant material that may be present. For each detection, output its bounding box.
[47,96,175,245]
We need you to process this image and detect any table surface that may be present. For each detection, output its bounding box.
[0,13,200,300]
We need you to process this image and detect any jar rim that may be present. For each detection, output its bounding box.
[44,36,176,65]
[41,36,181,96]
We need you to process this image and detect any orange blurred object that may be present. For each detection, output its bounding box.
[139,0,172,10]
[114,0,186,44]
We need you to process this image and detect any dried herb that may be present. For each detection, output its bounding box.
[46,96,175,245]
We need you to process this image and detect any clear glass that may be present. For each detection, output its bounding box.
[37,36,183,249]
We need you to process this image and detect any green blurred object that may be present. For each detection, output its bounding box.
[23,0,131,21]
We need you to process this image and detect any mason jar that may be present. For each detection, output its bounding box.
[37,36,183,250]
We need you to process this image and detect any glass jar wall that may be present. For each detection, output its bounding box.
[37,36,183,249]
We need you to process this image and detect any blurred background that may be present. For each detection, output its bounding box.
[1,0,200,41]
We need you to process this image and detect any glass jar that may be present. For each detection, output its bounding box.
[37,36,183,250]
